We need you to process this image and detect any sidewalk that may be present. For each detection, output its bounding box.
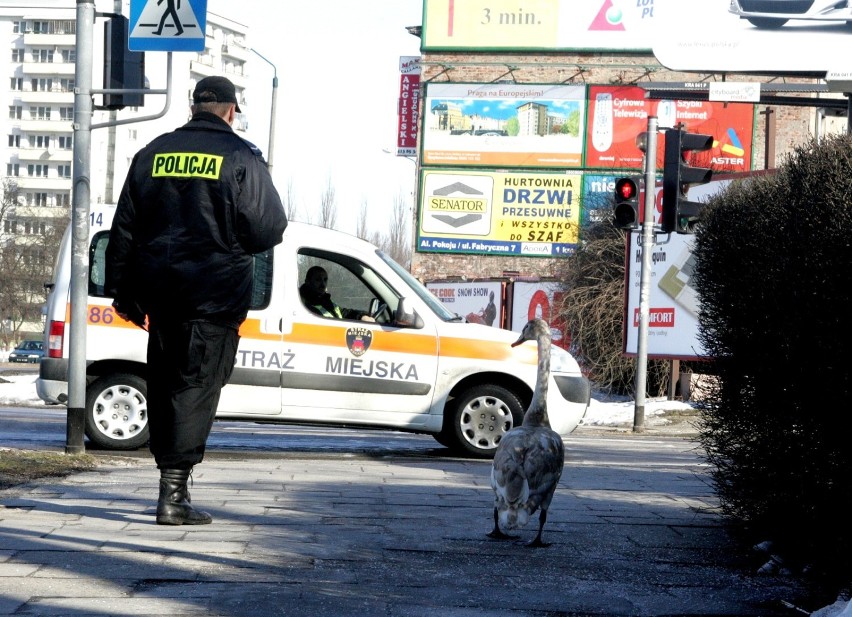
[0,434,808,617]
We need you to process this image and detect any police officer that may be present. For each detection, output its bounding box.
[105,76,288,525]
[299,266,375,321]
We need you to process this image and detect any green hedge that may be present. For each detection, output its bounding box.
[693,134,852,582]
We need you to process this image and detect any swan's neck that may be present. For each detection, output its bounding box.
[524,332,551,427]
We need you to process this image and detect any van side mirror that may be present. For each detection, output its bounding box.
[394,298,423,328]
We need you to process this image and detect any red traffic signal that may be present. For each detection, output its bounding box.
[613,176,641,230]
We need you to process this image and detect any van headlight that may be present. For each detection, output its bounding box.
[550,345,579,374]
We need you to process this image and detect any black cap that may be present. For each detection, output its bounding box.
[192,76,241,112]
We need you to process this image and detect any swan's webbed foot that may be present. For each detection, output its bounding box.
[487,528,518,540]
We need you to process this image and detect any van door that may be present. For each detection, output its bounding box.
[216,246,285,416]
[278,245,440,430]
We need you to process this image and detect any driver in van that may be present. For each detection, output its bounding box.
[299,266,375,322]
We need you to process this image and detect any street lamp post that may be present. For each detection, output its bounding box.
[246,47,278,173]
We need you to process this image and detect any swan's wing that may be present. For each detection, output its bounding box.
[523,430,565,510]
[491,430,532,507]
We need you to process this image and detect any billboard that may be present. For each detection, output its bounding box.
[422,83,586,169]
[511,281,570,351]
[426,280,504,327]
[622,176,741,358]
[422,0,657,52]
[585,86,756,172]
[652,0,851,73]
[418,168,582,257]
[397,56,420,157]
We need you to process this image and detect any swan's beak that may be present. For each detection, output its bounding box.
[511,333,525,347]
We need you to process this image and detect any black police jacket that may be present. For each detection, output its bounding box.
[105,112,288,328]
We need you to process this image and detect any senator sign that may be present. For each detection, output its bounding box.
[418,168,582,257]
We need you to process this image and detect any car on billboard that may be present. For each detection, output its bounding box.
[729,0,852,28]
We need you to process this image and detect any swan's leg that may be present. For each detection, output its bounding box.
[526,509,551,548]
[486,507,517,540]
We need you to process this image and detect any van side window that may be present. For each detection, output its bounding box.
[89,231,109,297]
[87,232,274,311]
[296,250,396,323]
[250,249,273,310]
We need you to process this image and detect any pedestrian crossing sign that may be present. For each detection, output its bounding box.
[129,0,207,52]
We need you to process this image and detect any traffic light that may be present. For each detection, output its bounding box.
[613,176,641,230]
[661,128,713,234]
[103,16,145,110]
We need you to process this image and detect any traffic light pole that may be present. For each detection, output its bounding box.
[633,115,658,433]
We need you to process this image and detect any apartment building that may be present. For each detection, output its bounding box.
[0,1,251,338]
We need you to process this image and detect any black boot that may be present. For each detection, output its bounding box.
[156,468,212,525]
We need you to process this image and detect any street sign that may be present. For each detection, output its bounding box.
[129,0,207,52]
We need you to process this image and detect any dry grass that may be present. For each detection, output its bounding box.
[0,448,97,490]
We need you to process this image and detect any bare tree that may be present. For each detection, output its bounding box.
[317,176,337,229]
[0,179,63,345]
[356,199,370,241]
[384,190,412,268]
[283,177,298,221]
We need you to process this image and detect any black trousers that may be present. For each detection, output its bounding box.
[146,319,240,469]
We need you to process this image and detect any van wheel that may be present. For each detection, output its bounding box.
[442,384,524,458]
[85,374,149,450]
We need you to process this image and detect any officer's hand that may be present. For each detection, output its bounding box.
[112,299,147,330]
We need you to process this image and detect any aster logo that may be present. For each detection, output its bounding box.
[712,128,746,167]
[346,327,373,357]
[590,0,626,30]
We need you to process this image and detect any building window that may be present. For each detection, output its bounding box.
[10,78,23,91]
[13,21,23,34]
[8,134,21,147]
[11,49,25,62]
[31,135,51,149]
[31,78,53,92]
[61,49,76,63]
[4,220,17,234]
[58,165,71,178]
[33,49,52,63]
[9,106,22,120]
[27,164,48,178]
[58,136,72,149]
[57,193,71,207]
[7,164,20,177]
[60,78,75,92]
[32,21,49,34]
[59,107,73,121]
[30,107,50,121]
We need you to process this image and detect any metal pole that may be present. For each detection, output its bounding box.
[248,48,277,172]
[67,0,95,454]
[634,115,658,433]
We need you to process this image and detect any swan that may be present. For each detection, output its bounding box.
[488,318,565,547]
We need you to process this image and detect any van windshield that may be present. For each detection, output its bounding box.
[377,251,458,321]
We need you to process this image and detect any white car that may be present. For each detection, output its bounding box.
[729,0,852,28]
[37,204,590,458]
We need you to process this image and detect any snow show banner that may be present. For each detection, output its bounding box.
[422,83,585,169]
[417,169,581,257]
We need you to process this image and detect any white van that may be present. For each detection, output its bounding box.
[37,204,589,458]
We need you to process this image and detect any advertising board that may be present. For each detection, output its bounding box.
[425,280,504,327]
[511,281,570,351]
[586,86,756,172]
[652,0,852,73]
[422,0,657,52]
[418,168,581,257]
[422,83,586,169]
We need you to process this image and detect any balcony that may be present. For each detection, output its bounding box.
[23,33,75,46]
[19,119,73,133]
[19,91,73,105]
[16,148,73,163]
[14,177,71,191]
[22,61,75,77]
